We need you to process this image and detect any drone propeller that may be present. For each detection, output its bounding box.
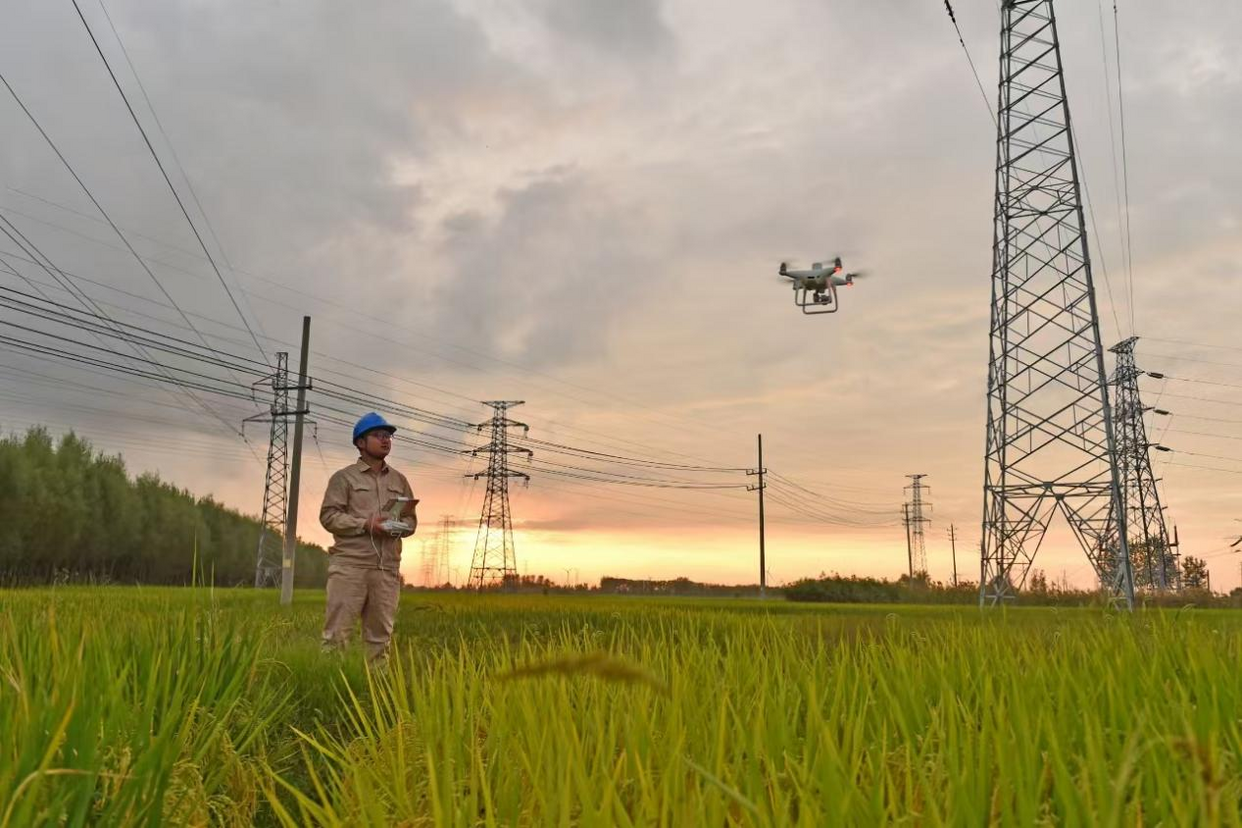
[777,260,802,278]
[846,270,870,280]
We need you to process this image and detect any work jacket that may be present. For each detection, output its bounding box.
[319,458,416,570]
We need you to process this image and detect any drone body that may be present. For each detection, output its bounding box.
[776,257,867,315]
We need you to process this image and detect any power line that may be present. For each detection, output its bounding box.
[68,0,270,366]
[1157,392,1242,409]
[1111,0,1136,335]
[763,486,900,529]
[94,0,270,351]
[0,189,777,468]
[766,471,899,514]
[1170,449,1242,465]
[516,435,747,473]
[0,266,892,505]
[1145,337,1242,355]
[0,70,252,386]
[0,285,268,374]
[1154,375,1242,392]
[526,464,747,491]
[1165,462,1242,477]
[1168,429,1242,443]
[1165,413,1242,426]
[762,476,899,527]
[1071,125,1124,338]
[0,214,257,448]
[1144,352,1242,371]
[941,1,996,127]
[1096,0,1130,335]
[0,250,494,430]
[1,187,850,475]
[0,328,255,403]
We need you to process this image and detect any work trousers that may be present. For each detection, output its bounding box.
[322,564,402,661]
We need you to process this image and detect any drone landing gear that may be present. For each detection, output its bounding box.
[794,285,839,314]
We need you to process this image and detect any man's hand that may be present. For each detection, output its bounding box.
[365,514,389,536]
[400,515,417,537]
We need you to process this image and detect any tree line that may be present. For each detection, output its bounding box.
[785,565,1234,607]
[0,428,327,586]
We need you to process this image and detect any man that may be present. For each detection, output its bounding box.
[320,411,418,661]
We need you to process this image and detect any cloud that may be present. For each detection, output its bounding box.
[2,0,1240,588]
[429,167,661,367]
[539,0,674,60]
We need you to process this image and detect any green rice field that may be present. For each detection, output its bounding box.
[3,588,1241,825]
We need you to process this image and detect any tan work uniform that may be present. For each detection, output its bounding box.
[319,458,416,660]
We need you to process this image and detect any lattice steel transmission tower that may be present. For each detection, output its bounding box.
[980,0,1133,608]
[435,515,454,585]
[421,515,456,587]
[903,475,931,578]
[1109,337,1179,591]
[468,402,531,589]
[250,352,289,588]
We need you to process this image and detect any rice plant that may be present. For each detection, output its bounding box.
[3,589,1241,825]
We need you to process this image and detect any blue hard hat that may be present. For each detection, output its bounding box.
[352,412,397,444]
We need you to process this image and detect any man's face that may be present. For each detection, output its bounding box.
[358,429,393,459]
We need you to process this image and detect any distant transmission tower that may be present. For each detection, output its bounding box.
[980,0,1134,607]
[1109,337,1179,591]
[437,515,454,585]
[903,475,931,578]
[249,352,290,588]
[468,402,531,589]
[422,514,456,587]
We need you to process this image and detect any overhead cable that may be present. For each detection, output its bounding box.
[68,0,270,365]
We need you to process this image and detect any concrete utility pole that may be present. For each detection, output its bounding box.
[746,434,767,598]
[949,523,959,587]
[280,316,311,606]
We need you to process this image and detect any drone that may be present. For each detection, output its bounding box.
[777,257,868,315]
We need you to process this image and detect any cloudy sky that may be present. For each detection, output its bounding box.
[1,0,1240,590]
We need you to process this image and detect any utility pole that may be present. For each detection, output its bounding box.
[280,316,311,606]
[948,523,959,587]
[746,434,767,598]
[980,0,1133,609]
[903,474,931,580]
[1110,337,1179,591]
[467,401,531,589]
[249,352,289,588]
